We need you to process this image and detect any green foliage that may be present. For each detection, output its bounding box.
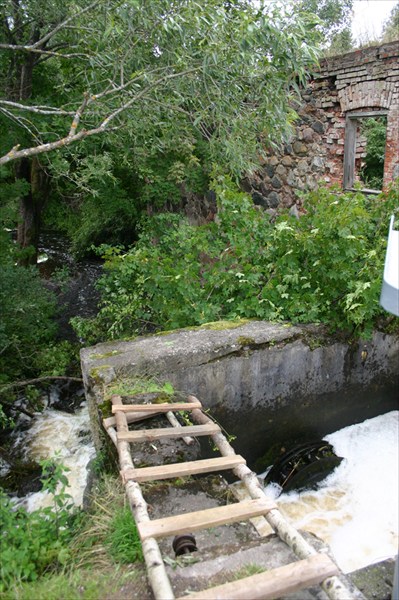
[33,341,80,377]
[0,461,78,591]
[79,179,399,342]
[106,506,143,564]
[382,2,399,42]
[296,0,353,49]
[1,0,321,176]
[360,117,387,190]
[0,263,57,384]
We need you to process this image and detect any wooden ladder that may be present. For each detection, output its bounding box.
[104,394,358,600]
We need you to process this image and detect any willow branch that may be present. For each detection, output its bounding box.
[0,44,92,59]
[0,100,74,115]
[68,93,90,136]
[30,0,101,49]
[0,67,201,165]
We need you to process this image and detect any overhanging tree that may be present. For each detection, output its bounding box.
[0,0,321,257]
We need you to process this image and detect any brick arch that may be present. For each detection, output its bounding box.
[338,81,396,112]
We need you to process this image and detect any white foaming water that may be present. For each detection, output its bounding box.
[265,411,399,573]
[16,404,95,512]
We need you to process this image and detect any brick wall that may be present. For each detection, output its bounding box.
[246,40,399,210]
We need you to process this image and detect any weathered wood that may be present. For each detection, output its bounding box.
[104,409,199,445]
[138,497,277,541]
[165,411,195,446]
[187,395,360,600]
[118,423,220,443]
[343,116,357,189]
[176,553,339,600]
[110,395,175,600]
[103,410,162,429]
[112,400,202,413]
[121,455,246,483]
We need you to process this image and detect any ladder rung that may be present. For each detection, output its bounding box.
[138,497,277,541]
[176,553,339,600]
[120,455,246,483]
[117,423,220,443]
[112,400,202,413]
[103,410,162,429]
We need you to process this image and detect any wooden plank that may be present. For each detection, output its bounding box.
[343,116,357,189]
[138,497,277,541]
[118,423,220,443]
[112,400,202,414]
[121,455,246,483]
[176,553,339,600]
[103,410,161,429]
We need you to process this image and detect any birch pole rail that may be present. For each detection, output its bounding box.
[104,393,360,600]
[186,395,360,600]
[110,395,175,600]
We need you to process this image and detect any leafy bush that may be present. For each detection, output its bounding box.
[360,117,387,189]
[0,461,78,591]
[0,264,57,384]
[77,178,398,341]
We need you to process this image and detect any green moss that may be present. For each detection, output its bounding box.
[90,350,122,359]
[154,318,252,337]
[90,365,113,384]
[98,398,112,418]
[104,377,175,400]
[236,336,256,346]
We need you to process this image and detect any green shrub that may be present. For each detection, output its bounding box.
[77,178,398,341]
[0,461,79,591]
[0,264,57,384]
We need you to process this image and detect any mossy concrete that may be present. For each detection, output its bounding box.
[80,321,398,598]
[80,321,398,451]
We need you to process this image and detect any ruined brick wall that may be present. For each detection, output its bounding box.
[246,40,399,210]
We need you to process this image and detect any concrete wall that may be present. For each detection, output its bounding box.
[80,322,399,451]
[244,41,399,210]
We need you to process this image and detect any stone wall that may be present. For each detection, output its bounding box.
[245,40,399,210]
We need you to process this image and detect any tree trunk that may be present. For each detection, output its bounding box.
[16,157,49,265]
[7,17,47,265]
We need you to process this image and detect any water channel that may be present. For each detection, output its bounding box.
[9,404,398,575]
[2,232,398,578]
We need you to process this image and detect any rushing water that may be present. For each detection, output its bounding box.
[11,404,95,511]
[10,403,398,577]
[264,410,399,573]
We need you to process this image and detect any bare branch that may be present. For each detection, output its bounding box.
[0,67,201,166]
[0,99,74,115]
[68,93,90,136]
[0,106,40,141]
[99,67,200,128]
[0,43,92,59]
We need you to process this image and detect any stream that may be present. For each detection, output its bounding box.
[7,405,398,575]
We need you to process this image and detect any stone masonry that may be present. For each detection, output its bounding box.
[245,40,399,210]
